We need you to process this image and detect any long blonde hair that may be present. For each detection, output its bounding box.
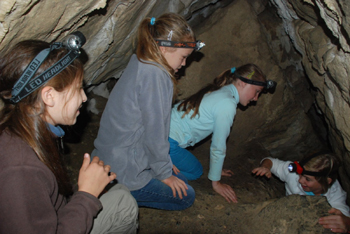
[136,12,195,101]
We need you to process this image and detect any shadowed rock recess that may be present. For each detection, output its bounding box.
[1,0,350,233]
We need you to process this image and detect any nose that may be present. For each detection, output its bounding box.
[181,58,186,67]
[298,176,304,184]
[253,94,259,101]
[81,89,87,103]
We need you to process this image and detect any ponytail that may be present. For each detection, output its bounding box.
[136,13,195,102]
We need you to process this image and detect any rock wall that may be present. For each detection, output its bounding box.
[266,0,350,198]
[0,0,233,85]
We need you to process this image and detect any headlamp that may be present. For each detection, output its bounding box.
[10,31,86,103]
[235,74,276,90]
[266,80,276,89]
[288,156,330,177]
[155,39,205,51]
[288,161,304,175]
[63,31,86,51]
[288,163,295,172]
[195,40,206,51]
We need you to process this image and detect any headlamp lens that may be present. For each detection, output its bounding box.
[196,40,205,51]
[266,80,276,89]
[64,31,86,51]
[288,163,294,172]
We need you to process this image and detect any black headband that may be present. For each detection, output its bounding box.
[288,153,334,177]
[236,74,276,89]
[10,31,86,103]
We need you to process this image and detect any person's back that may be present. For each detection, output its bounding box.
[170,84,237,148]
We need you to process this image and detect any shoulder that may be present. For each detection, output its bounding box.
[133,55,169,76]
[126,55,171,84]
[328,180,347,195]
[0,131,53,176]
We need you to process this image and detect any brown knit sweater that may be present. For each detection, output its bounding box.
[0,131,102,234]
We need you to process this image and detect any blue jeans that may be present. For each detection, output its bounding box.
[169,137,203,180]
[130,172,195,210]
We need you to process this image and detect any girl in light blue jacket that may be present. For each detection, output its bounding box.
[170,64,275,203]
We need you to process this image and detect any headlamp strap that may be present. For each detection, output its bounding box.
[155,39,205,51]
[236,73,276,89]
[237,75,266,87]
[292,160,330,177]
[11,47,52,100]
[10,43,80,103]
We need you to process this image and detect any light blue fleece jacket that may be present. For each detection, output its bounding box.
[170,84,239,181]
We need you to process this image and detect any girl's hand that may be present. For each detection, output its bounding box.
[221,169,234,177]
[252,166,272,178]
[212,181,238,203]
[78,154,117,198]
[162,175,188,199]
[319,208,350,233]
[172,165,180,175]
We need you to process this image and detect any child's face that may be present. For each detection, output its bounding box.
[298,174,323,195]
[47,80,87,126]
[161,47,193,73]
[239,83,263,106]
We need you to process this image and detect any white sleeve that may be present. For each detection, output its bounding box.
[326,180,350,217]
[264,157,293,182]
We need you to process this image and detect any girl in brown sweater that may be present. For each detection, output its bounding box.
[0,34,138,233]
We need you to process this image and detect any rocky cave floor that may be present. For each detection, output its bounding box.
[62,94,334,234]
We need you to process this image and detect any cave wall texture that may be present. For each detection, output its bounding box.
[1,0,350,199]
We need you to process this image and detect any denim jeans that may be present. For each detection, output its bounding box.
[130,172,195,210]
[169,137,203,180]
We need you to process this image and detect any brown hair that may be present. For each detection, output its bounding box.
[136,12,195,101]
[303,153,339,193]
[0,40,84,196]
[177,64,266,118]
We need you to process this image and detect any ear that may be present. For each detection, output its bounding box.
[41,86,56,107]
[327,177,332,185]
[237,79,247,88]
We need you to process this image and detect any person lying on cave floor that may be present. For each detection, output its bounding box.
[252,152,350,233]
[169,64,276,203]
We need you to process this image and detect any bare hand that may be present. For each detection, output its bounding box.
[319,208,350,233]
[221,169,234,177]
[212,181,238,203]
[162,175,188,199]
[78,154,117,197]
[252,166,272,178]
[172,165,180,175]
